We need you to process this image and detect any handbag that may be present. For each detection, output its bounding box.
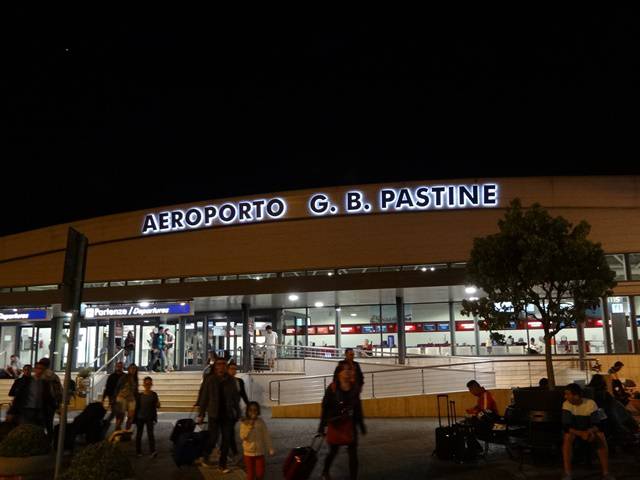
[327,416,353,445]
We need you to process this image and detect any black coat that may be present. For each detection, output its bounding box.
[8,377,56,416]
[234,377,249,408]
[103,371,125,403]
[318,382,365,434]
[197,374,241,421]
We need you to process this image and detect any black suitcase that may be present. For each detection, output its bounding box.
[173,430,208,467]
[434,394,456,461]
[434,395,476,463]
[283,434,323,480]
[170,417,196,443]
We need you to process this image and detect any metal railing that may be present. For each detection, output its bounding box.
[268,357,596,405]
[87,349,125,403]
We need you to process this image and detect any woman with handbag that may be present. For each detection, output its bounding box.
[318,363,366,480]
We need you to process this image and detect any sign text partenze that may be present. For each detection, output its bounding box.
[142,183,499,235]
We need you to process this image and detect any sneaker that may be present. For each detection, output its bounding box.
[150,451,157,459]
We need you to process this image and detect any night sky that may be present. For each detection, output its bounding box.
[5,6,640,237]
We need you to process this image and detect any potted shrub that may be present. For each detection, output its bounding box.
[75,367,93,398]
[0,423,54,479]
[61,440,134,480]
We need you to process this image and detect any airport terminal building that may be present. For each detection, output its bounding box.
[0,176,639,371]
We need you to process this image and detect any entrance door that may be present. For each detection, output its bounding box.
[0,326,16,366]
[18,326,35,365]
[35,327,52,364]
[183,319,205,370]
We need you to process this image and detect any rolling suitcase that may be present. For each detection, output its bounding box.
[283,434,323,480]
[434,394,455,460]
[170,417,196,443]
[173,430,208,467]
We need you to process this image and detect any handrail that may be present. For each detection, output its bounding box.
[268,356,596,404]
[88,349,125,403]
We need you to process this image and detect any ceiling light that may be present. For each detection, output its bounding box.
[327,272,334,276]
[288,294,299,301]
[335,307,341,312]
[139,302,150,307]
[468,297,479,301]
[420,267,427,272]
[314,302,324,308]
[429,267,435,271]
[465,286,477,294]
[350,313,357,317]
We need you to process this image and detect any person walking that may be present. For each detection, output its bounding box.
[7,361,56,428]
[227,361,249,463]
[333,348,365,392]
[114,364,139,431]
[264,325,278,371]
[124,331,136,367]
[240,402,274,480]
[103,361,125,427]
[5,355,22,378]
[163,328,175,371]
[196,357,240,473]
[38,357,62,439]
[135,376,161,458]
[319,364,366,480]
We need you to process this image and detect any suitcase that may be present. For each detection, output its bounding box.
[434,395,476,463]
[283,434,323,480]
[173,430,208,467]
[434,394,456,461]
[170,417,196,443]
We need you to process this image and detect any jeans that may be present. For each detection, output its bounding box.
[135,420,155,454]
[125,349,135,367]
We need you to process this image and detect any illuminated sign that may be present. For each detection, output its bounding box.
[0,309,49,321]
[142,183,500,235]
[84,302,192,319]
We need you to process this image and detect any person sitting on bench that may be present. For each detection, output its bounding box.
[561,383,615,480]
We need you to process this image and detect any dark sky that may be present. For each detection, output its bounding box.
[5,6,640,236]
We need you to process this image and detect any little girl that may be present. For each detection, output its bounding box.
[239,402,275,480]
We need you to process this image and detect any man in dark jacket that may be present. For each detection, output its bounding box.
[103,361,125,425]
[333,348,365,392]
[7,362,56,428]
[8,364,32,398]
[196,358,240,471]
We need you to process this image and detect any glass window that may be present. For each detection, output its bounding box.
[164,278,181,284]
[605,254,627,281]
[109,281,126,287]
[84,282,109,289]
[407,303,452,356]
[282,271,306,277]
[379,266,401,272]
[308,307,335,348]
[237,273,276,280]
[11,287,27,292]
[306,269,335,277]
[126,279,162,286]
[219,275,238,281]
[27,284,58,291]
[184,277,218,283]
[607,297,632,354]
[628,253,640,281]
[337,306,378,349]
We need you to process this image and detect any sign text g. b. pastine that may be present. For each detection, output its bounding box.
[142,183,498,235]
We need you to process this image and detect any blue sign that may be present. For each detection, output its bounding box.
[0,309,48,321]
[437,323,450,331]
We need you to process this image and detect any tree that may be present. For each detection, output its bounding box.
[461,199,616,387]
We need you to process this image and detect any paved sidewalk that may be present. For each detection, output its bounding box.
[102,411,638,480]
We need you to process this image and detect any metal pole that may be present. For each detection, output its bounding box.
[242,303,251,372]
[55,228,88,479]
[577,321,587,370]
[601,297,613,354]
[629,296,639,354]
[396,296,406,365]
[371,373,375,398]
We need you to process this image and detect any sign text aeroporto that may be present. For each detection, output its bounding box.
[141,183,499,235]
